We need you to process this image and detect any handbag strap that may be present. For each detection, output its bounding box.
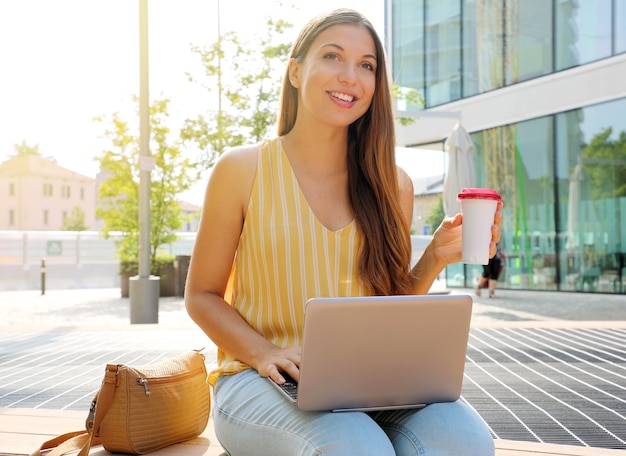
[29,363,119,456]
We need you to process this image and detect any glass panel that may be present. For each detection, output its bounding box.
[556,0,612,71]
[462,0,504,97]
[425,1,461,106]
[392,0,425,107]
[556,98,626,293]
[472,118,556,290]
[616,0,626,54]
[505,0,553,84]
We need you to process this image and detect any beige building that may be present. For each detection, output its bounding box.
[411,175,443,236]
[0,155,96,230]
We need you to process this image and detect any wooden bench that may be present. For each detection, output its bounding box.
[2,408,624,456]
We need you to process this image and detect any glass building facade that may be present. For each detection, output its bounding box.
[391,0,626,294]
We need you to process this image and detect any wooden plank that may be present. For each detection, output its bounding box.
[2,408,624,456]
[0,408,225,456]
[494,439,626,455]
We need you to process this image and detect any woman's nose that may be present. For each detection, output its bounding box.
[338,64,357,84]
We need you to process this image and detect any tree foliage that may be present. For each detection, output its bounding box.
[95,98,198,265]
[392,86,424,127]
[62,206,88,231]
[11,140,42,157]
[425,195,444,235]
[182,17,293,168]
[581,127,626,199]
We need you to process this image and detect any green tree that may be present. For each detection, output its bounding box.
[182,17,293,168]
[11,140,41,157]
[425,195,444,235]
[62,206,88,231]
[9,140,59,163]
[581,127,626,199]
[95,98,199,267]
[392,86,424,127]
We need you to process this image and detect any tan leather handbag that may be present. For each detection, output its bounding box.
[31,350,211,455]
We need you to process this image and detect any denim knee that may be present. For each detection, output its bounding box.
[373,402,495,456]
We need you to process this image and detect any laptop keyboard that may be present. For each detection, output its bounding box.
[277,372,299,401]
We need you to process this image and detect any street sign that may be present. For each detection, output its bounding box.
[46,240,62,256]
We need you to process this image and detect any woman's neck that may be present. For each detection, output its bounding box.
[281,123,349,173]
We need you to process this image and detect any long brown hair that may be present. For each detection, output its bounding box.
[277,9,412,295]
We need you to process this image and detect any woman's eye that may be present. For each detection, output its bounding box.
[323,53,340,61]
[361,62,375,72]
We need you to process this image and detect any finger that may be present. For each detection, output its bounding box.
[491,222,501,243]
[268,366,286,384]
[443,214,462,228]
[276,359,300,382]
[285,364,300,383]
[489,242,497,258]
[494,208,503,226]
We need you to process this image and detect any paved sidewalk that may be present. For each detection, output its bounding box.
[0,288,196,332]
[2,284,626,332]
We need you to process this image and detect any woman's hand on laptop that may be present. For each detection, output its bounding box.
[256,345,302,385]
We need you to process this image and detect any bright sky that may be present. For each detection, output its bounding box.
[0,1,442,206]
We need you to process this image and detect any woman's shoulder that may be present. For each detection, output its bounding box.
[207,144,261,209]
[396,165,414,195]
[219,143,259,164]
[213,143,260,177]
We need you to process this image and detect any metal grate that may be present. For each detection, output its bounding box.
[462,328,626,449]
[0,330,215,410]
[1,328,625,450]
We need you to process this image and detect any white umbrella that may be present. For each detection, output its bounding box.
[443,123,476,216]
[565,158,599,289]
[565,159,584,252]
[566,158,598,253]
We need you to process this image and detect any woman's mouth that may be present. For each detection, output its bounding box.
[329,91,355,102]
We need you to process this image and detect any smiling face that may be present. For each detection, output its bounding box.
[288,23,377,131]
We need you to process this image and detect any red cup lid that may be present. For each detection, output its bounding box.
[457,188,502,201]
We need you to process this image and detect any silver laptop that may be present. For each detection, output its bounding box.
[270,294,473,412]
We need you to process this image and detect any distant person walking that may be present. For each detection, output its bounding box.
[476,243,503,298]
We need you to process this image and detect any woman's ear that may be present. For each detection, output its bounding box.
[288,58,300,88]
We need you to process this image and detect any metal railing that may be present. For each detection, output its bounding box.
[0,231,432,291]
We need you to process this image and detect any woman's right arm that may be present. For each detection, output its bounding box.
[185,146,301,384]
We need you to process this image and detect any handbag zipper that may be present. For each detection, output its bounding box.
[136,367,204,396]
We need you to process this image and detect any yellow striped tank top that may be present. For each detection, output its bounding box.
[209,137,368,384]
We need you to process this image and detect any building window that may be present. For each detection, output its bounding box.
[556,0,612,71]
[392,0,623,105]
[43,183,53,197]
[392,0,425,106]
[462,0,504,97]
[43,210,49,225]
[80,187,85,200]
[9,182,15,196]
[617,0,626,54]
[62,185,71,198]
[9,210,14,226]
[556,97,626,293]
[425,2,461,106]
[505,0,553,85]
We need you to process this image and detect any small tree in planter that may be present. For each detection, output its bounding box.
[119,253,177,297]
[95,98,199,296]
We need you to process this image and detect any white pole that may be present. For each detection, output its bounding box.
[130,0,159,324]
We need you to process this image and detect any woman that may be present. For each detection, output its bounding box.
[186,8,501,455]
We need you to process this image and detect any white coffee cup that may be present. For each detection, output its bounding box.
[457,188,501,265]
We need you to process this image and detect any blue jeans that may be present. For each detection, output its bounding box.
[213,369,495,455]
